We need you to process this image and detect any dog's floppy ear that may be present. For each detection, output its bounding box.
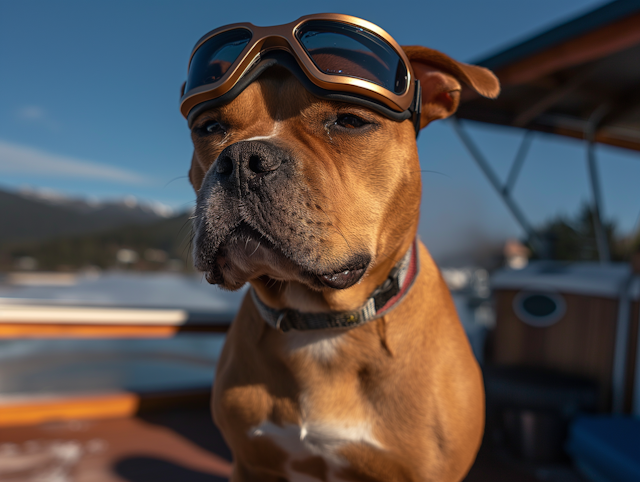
[402,46,500,129]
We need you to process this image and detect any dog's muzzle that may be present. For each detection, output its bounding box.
[214,140,287,192]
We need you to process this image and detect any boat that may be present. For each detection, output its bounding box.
[0,272,240,481]
[455,0,640,479]
[2,1,640,480]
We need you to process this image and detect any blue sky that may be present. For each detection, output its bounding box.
[1,0,638,260]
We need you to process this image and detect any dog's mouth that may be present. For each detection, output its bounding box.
[201,222,370,290]
[317,264,368,290]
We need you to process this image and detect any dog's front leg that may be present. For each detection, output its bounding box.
[230,461,287,482]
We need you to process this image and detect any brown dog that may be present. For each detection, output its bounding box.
[188,43,499,481]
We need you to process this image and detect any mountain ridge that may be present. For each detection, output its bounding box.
[0,187,176,245]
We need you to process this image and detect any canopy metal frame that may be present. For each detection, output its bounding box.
[451,116,612,263]
[450,0,640,418]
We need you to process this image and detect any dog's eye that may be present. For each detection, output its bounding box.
[195,120,226,137]
[204,121,225,135]
[336,114,367,129]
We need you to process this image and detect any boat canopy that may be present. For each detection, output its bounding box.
[457,0,640,152]
[451,0,640,261]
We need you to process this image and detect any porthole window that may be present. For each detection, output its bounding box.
[513,291,566,327]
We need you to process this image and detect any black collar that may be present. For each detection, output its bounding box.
[251,239,419,332]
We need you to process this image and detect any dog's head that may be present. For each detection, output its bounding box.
[187,46,498,309]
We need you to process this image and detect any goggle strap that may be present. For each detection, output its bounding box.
[412,79,422,138]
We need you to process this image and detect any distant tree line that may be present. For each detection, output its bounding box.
[530,204,640,262]
[0,213,195,272]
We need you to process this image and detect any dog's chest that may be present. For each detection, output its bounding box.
[247,418,382,481]
[244,331,384,480]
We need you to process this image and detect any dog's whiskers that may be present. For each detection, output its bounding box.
[314,202,354,256]
[410,169,449,177]
[163,175,189,188]
[266,277,278,290]
[250,241,261,257]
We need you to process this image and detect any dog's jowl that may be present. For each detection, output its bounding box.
[181,14,499,482]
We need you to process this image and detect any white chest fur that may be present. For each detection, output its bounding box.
[248,419,383,481]
[248,325,383,479]
[284,327,348,364]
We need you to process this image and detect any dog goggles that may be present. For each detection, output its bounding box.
[180,14,421,134]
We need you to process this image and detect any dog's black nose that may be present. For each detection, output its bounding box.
[215,141,284,185]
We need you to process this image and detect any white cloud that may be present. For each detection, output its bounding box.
[16,106,60,131]
[0,139,148,184]
[17,106,46,121]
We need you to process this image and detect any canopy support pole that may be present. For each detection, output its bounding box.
[635,303,640,417]
[451,117,544,256]
[611,273,633,413]
[505,130,534,195]
[585,105,611,264]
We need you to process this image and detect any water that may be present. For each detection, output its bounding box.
[0,270,489,397]
[0,272,244,397]
[0,335,226,397]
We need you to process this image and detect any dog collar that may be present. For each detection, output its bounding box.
[251,239,419,332]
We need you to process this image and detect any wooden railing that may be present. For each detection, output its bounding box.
[0,303,233,338]
[0,303,233,425]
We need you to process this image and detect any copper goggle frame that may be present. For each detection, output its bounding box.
[179,13,415,119]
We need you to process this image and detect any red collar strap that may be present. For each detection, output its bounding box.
[252,239,420,332]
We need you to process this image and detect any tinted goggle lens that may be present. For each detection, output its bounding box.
[185,22,408,97]
[295,21,407,95]
[185,28,252,93]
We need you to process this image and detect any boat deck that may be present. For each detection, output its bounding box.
[0,406,231,482]
[1,405,587,482]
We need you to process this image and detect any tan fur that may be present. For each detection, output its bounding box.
[188,46,499,481]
